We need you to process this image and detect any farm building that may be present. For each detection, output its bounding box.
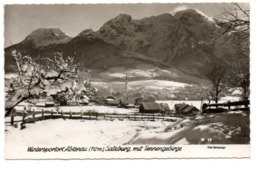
[106,99,120,106]
[139,102,161,113]
[106,96,116,100]
[175,103,200,115]
[119,99,135,108]
[182,105,200,115]
[175,104,189,113]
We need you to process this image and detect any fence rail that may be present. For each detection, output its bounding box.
[202,100,250,113]
[7,108,181,127]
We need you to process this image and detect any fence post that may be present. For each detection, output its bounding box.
[23,106,26,123]
[228,101,231,110]
[42,109,44,117]
[20,106,26,129]
[61,110,64,119]
[11,112,14,126]
[32,109,35,119]
[70,111,72,118]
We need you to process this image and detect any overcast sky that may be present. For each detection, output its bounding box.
[4,3,249,47]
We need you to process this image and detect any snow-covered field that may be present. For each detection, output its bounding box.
[13,105,139,114]
[156,96,240,110]
[99,66,178,79]
[156,100,203,110]
[92,79,189,90]
[5,119,172,157]
[156,96,241,110]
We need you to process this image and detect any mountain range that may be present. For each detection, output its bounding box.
[5,9,247,79]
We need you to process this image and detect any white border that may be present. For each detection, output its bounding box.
[5,145,250,159]
[1,0,260,177]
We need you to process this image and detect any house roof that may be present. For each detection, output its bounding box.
[140,102,161,111]
[120,98,134,105]
[182,105,199,113]
[175,104,189,111]
[107,100,119,104]
[107,96,116,100]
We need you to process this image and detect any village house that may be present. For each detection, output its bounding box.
[174,103,200,115]
[103,96,118,106]
[118,99,135,108]
[139,102,161,113]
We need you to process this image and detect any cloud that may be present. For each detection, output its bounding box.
[170,6,188,16]
[170,6,215,24]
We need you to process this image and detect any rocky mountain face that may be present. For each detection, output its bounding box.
[96,10,246,75]
[22,28,71,48]
[5,9,247,78]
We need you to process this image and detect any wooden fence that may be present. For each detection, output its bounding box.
[7,107,181,127]
[202,100,250,113]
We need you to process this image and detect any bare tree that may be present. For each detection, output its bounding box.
[5,50,87,118]
[206,64,227,104]
[217,3,249,46]
[228,59,250,100]
[217,3,250,100]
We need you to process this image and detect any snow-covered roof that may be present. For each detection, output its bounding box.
[231,89,243,96]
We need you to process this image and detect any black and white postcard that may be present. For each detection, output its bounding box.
[4,2,250,159]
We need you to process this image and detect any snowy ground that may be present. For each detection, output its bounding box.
[104,68,177,78]
[13,104,139,114]
[92,79,189,91]
[99,65,178,78]
[5,110,249,158]
[5,119,172,156]
[156,100,203,110]
[156,96,241,110]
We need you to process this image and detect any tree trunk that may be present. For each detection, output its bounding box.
[215,97,218,104]
[215,89,219,108]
